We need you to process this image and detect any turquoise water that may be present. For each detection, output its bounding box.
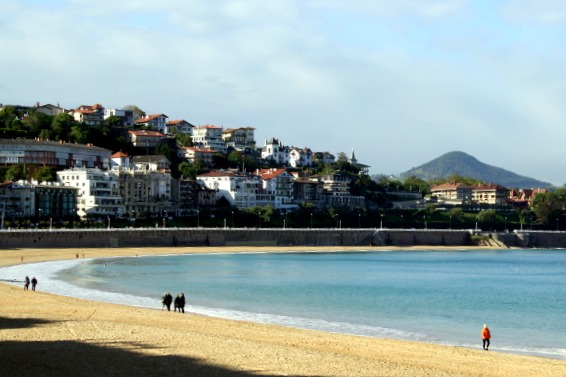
[3,249,565,359]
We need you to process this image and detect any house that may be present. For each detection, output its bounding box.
[131,155,171,172]
[471,184,509,206]
[35,103,66,117]
[192,125,226,153]
[69,104,105,126]
[348,149,370,175]
[116,169,172,218]
[135,114,169,133]
[222,127,256,151]
[289,147,312,168]
[317,173,365,209]
[313,151,336,165]
[508,188,548,207]
[256,168,297,210]
[110,151,131,170]
[261,138,289,165]
[165,120,195,136]
[128,130,166,147]
[178,146,217,166]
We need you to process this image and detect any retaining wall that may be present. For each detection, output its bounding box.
[2,228,566,249]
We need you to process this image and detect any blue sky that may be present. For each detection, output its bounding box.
[2,0,566,185]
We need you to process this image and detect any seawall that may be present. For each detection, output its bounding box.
[1,228,565,249]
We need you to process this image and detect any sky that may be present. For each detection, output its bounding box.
[2,0,566,185]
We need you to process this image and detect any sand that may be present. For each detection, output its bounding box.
[1,246,564,377]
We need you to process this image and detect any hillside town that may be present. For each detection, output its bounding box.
[0,102,558,229]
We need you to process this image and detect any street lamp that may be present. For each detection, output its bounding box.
[504,216,507,231]
[310,213,313,228]
[401,214,404,229]
[358,213,361,229]
[450,215,452,230]
[107,216,111,229]
[557,218,559,231]
[380,214,383,229]
[423,215,427,230]
[197,209,200,227]
[231,211,234,228]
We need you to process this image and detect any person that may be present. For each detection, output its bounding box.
[482,324,491,350]
[161,292,173,311]
[173,295,180,312]
[178,293,186,314]
[24,276,30,290]
[31,277,37,291]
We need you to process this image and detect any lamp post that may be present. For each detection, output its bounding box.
[504,216,507,231]
[107,216,111,229]
[423,215,427,230]
[401,214,404,229]
[557,218,559,231]
[450,215,452,230]
[310,213,313,229]
[358,213,361,229]
[231,211,234,228]
[49,217,52,231]
[197,209,200,228]
[380,214,383,229]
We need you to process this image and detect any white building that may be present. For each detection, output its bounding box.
[135,114,169,134]
[256,168,297,210]
[0,138,111,170]
[261,138,289,165]
[197,170,273,208]
[104,108,135,127]
[222,127,256,151]
[288,147,312,168]
[192,125,226,153]
[57,168,125,218]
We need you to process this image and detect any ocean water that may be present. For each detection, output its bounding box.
[1,249,565,359]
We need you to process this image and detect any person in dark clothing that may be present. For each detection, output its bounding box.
[31,277,37,291]
[161,292,173,311]
[178,293,186,313]
[24,276,30,290]
[173,295,180,312]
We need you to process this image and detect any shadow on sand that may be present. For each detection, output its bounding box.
[0,316,314,377]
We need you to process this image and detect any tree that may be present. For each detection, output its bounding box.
[33,166,56,182]
[530,192,558,224]
[123,105,145,121]
[477,209,500,230]
[176,133,193,147]
[6,164,26,181]
[70,122,88,144]
[51,113,77,141]
[403,175,430,193]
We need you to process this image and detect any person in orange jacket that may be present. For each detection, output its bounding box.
[482,324,491,350]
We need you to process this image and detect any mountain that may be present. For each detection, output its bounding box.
[399,151,553,188]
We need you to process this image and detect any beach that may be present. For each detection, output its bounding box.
[1,246,565,376]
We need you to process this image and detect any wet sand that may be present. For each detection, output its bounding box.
[1,246,565,376]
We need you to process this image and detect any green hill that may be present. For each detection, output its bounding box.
[399,151,552,189]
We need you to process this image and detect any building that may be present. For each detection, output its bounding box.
[222,127,256,151]
[57,168,125,218]
[348,149,370,175]
[131,155,170,172]
[110,151,131,170]
[117,169,172,218]
[0,138,111,170]
[0,181,77,220]
[261,138,289,165]
[135,114,169,133]
[256,168,297,209]
[104,108,135,127]
[431,183,509,206]
[197,170,273,208]
[69,104,105,126]
[192,125,226,153]
[128,130,166,148]
[288,147,312,168]
[35,103,66,117]
[317,173,365,209]
[313,152,336,165]
[178,146,217,166]
[165,120,195,136]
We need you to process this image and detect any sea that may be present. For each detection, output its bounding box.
[1,248,565,360]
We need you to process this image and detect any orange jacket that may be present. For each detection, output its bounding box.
[482,327,491,339]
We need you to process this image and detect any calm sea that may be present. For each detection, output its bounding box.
[1,249,565,359]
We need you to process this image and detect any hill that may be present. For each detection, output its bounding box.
[399,151,552,189]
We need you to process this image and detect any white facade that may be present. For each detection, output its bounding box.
[135,114,169,134]
[104,108,134,127]
[256,169,297,209]
[0,138,111,169]
[57,168,125,218]
[288,147,312,168]
[165,120,194,136]
[192,125,226,153]
[261,138,289,165]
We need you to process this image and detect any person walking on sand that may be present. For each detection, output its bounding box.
[482,324,491,350]
[178,293,186,314]
[24,276,30,290]
[31,277,37,291]
[173,295,180,312]
[161,292,173,311]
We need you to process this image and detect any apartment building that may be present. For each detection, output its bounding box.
[192,125,226,153]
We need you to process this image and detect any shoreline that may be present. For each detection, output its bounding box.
[1,246,565,376]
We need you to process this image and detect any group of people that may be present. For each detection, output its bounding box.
[161,292,186,313]
[24,276,38,291]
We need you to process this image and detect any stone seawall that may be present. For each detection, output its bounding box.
[0,228,474,249]
[2,228,565,249]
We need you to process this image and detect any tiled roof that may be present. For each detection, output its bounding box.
[111,151,129,158]
[136,114,168,123]
[256,168,288,180]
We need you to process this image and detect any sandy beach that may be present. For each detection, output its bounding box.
[1,246,565,376]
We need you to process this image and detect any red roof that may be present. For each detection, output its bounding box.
[128,130,165,137]
[136,114,168,123]
[111,151,129,158]
[256,168,288,180]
